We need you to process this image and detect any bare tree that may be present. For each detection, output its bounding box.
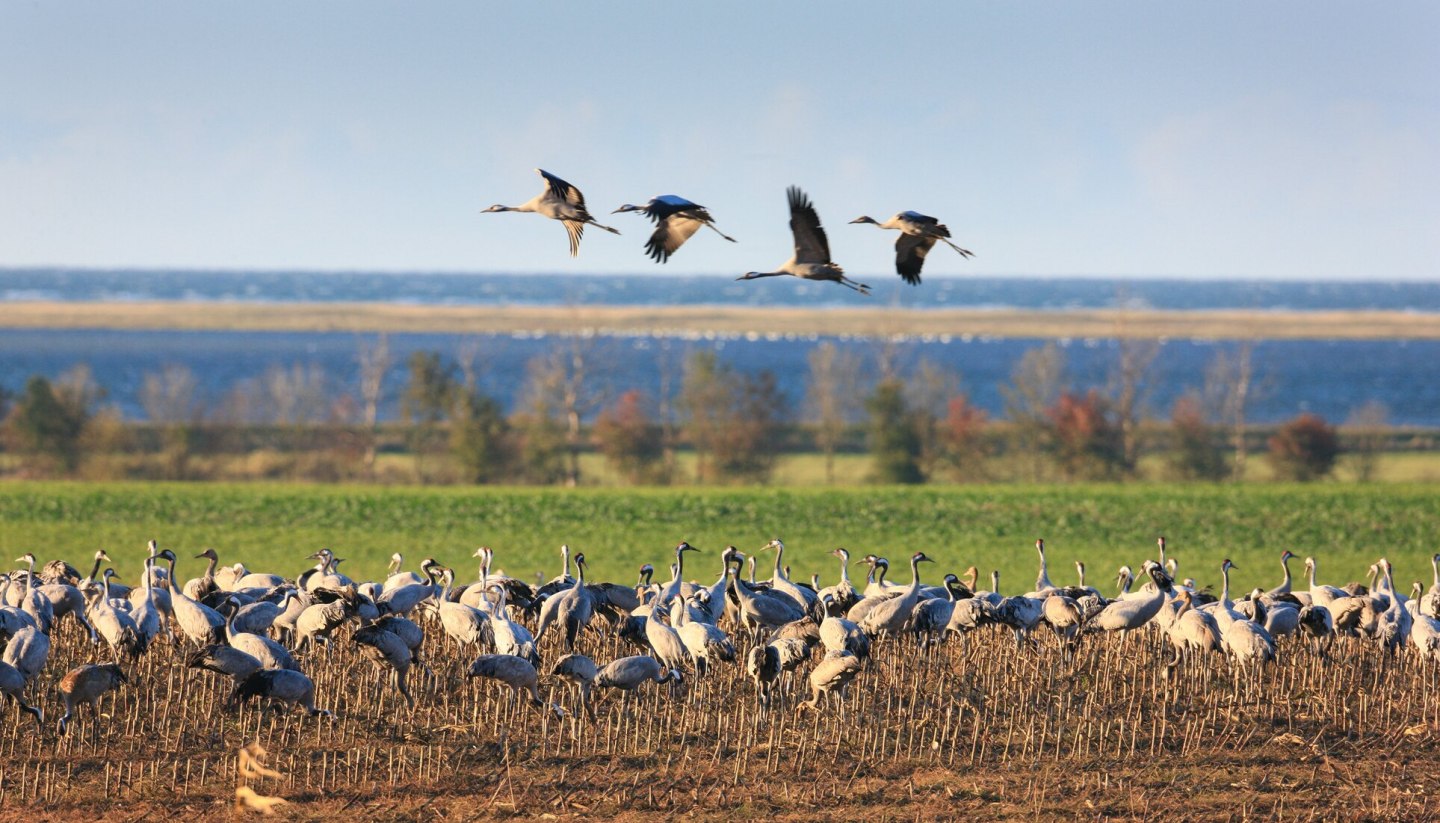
[805,342,861,484]
[1203,341,1257,480]
[905,357,959,479]
[140,364,203,424]
[521,335,608,487]
[264,363,329,426]
[1000,343,1067,481]
[140,363,204,480]
[1108,317,1162,475]
[1343,400,1389,482]
[356,334,392,476]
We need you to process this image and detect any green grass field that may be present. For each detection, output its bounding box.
[2,481,1436,597]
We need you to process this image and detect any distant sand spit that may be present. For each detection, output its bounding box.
[2,300,1437,340]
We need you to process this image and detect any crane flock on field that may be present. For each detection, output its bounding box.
[4,536,1440,737]
[481,168,974,288]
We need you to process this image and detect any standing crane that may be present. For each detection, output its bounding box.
[737,186,871,294]
[859,552,935,638]
[482,169,620,257]
[56,663,127,735]
[849,211,973,285]
[612,195,736,262]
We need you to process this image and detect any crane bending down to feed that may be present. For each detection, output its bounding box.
[737,186,871,294]
[612,195,736,262]
[849,211,973,285]
[482,168,620,257]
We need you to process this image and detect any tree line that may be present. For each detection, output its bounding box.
[0,334,1402,484]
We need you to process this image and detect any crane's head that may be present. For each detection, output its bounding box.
[195,548,218,561]
[911,552,933,565]
[157,549,177,563]
[612,203,643,214]
[480,204,512,213]
[849,216,879,225]
[676,541,698,554]
[1281,550,1295,562]
[831,547,850,563]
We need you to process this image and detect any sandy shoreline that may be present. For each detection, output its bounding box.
[1,300,1437,340]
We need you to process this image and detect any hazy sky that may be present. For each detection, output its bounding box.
[2,2,1436,280]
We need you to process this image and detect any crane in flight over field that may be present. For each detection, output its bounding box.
[482,169,620,257]
[612,195,736,263]
[737,186,871,295]
[849,211,973,285]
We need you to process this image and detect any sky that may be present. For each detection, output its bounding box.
[1,2,1437,281]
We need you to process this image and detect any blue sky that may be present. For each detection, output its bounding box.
[1,2,1436,280]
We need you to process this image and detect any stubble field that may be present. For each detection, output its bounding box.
[2,481,1440,821]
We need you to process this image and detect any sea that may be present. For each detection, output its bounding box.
[2,268,1438,428]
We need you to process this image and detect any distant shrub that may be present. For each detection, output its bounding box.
[1267,413,1339,481]
[937,394,989,482]
[593,390,667,484]
[1046,389,1127,481]
[1168,394,1228,481]
[867,379,924,484]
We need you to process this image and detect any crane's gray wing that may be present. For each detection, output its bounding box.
[646,214,707,263]
[786,186,831,264]
[537,169,586,208]
[562,220,585,257]
[895,234,938,285]
[899,210,942,229]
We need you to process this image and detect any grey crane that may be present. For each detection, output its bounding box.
[188,644,263,681]
[87,569,145,661]
[737,186,871,294]
[231,669,330,717]
[2,625,50,683]
[745,644,783,709]
[549,653,599,719]
[594,654,683,697]
[57,662,127,735]
[859,552,935,638]
[643,604,690,673]
[129,556,165,648]
[157,548,226,646]
[849,211,973,285]
[724,548,805,633]
[382,552,426,592]
[466,653,561,715]
[432,568,488,650]
[761,539,817,612]
[818,594,870,660]
[670,595,736,677]
[483,168,620,257]
[535,552,596,652]
[612,195,736,263]
[13,554,54,634]
[224,597,300,672]
[354,623,417,708]
[814,548,861,615]
[0,659,42,726]
[1267,550,1298,597]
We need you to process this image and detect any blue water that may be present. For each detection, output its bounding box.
[2,329,1436,427]
[1,269,1436,427]
[5,267,1440,312]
